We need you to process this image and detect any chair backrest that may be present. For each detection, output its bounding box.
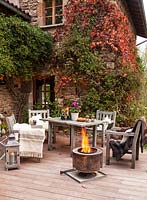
[96,110,116,128]
[132,120,142,148]
[6,114,16,133]
[28,109,50,120]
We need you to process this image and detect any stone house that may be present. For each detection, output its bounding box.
[0,0,147,121]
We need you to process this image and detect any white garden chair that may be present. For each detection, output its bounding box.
[28,109,50,141]
[96,110,116,146]
[28,109,50,120]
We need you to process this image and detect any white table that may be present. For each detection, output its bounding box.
[44,118,105,155]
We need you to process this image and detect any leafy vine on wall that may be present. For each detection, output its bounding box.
[53,0,145,125]
[0,15,53,121]
[58,0,137,69]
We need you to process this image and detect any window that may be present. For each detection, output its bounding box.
[45,0,63,25]
[33,76,55,108]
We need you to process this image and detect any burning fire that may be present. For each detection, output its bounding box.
[81,127,91,153]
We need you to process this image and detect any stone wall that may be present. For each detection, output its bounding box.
[19,0,38,25]
[0,78,31,122]
[0,84,15,116]
[19,0,136,36]
[19,0,68,26]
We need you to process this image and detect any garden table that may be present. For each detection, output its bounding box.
[43,117,105,155]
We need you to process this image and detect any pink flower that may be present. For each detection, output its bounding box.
[70,101,81,113]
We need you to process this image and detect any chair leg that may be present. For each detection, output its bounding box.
[112,151,115,158]
[106,134,110,165]
[102,124,105,147]
[131,157,135,169]
[136,142,139,160]
[131,149,136,169]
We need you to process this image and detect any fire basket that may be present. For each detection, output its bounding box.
[72,147,102,173]
[60,127,105,183]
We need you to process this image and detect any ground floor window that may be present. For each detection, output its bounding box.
[33,76,55,108]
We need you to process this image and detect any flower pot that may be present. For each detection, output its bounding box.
[71,113,79,121]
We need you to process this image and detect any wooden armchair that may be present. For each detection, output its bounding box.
[105,119,145,169]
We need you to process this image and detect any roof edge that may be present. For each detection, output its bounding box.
[139,0,147,38]
[0,0,31,21]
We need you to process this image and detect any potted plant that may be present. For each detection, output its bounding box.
[70,101,81,121]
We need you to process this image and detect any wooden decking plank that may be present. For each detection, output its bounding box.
[0,181,115,200]
[0,135,146,200]
[0,167,146,200]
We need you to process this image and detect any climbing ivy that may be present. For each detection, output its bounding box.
[54,0,145,125]
[0,15,53,78]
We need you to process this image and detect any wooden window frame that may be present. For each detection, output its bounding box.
[33,76,55,108]
[45,0,63,26]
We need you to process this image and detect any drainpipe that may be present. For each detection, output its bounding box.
[0,0,31,22]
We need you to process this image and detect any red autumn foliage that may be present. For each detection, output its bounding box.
[54,0,137,70]
[54,76,72,94]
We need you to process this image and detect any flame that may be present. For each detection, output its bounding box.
[81,127,91,153]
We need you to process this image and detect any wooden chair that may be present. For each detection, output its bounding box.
[28,109,50,120]
[6,114,16,133]
[28,109,50,142]
[105,119,145,169]
[96,110,116,146]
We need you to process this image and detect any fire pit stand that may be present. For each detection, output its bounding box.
[60,147,106,183]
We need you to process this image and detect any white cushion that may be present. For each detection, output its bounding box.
[13,123,31,131]
[97,117,112,131]
[31,114,43,126]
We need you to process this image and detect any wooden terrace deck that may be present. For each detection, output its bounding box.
[0,134,147,200]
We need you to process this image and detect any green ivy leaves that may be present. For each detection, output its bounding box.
[0,15,53,78]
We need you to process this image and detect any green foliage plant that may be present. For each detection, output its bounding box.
[47,100,61,117]
[0,15,53,78]
[33,101,61,118]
